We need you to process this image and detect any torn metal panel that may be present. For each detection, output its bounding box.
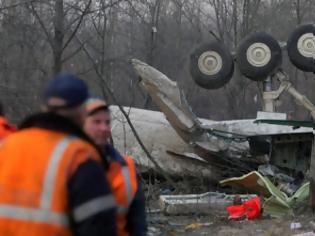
[220,171,272,197]
[165,151,209,164]
[264,182,309,217]
[131,59,201,138]
[207,119,312,136]
[110,105,221,181]
[220,171,310,217]
[248,132,313,173]
[131,59,250,162]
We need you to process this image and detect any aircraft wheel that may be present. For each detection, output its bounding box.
[236,32,282,81]
[287,24,315,72]
[190,41,234,89]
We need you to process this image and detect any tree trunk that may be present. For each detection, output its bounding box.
[53,0,64,75]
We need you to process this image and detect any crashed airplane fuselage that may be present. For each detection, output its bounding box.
[110,106,221,181]
[126,59,313,179]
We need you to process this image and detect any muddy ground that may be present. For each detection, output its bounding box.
[147,212,315,236]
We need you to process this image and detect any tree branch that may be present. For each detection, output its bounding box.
[0,0,34,12]
[29,2,54,48]
[64,0,124,15]
[61,42,85,63]
[62,0,92,52]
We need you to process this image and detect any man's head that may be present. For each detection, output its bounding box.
[43,73,89,127]
[84,98,111,146]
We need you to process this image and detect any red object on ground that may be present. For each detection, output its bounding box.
[226,197,261,220]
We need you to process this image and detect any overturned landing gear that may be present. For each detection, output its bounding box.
[287,24,315,73]
[190,42,234,89]
[236,32,282,81]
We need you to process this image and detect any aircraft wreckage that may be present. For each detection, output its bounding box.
[110,58,313,183]
[112,25,315,192]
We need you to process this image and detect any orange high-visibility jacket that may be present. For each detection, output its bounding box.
[0,116,16,139]
[0,128,101,236]
[107,155,138,236]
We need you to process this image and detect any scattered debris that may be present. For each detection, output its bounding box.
[258,164,303,196]
[220,171,310,217]
[227,197,261,220]
[116,59,315,232]
[291,222,302,230]
[293,232,315,236]
[147,226,161,236]
[146,209,162,214]
[185,222,213,231]
[159,192,256,215]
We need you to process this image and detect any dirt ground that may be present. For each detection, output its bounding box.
[147,212,315,236]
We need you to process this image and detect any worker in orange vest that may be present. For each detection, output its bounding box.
[0,102,16,139]
[0,74,117,236]
[84,98,147,236]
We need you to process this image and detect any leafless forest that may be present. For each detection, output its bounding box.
[1,0,315,122]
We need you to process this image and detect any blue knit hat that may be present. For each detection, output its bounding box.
[44,73,89,108]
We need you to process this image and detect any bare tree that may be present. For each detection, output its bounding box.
[0,0,313,121]
[29,0,92,75]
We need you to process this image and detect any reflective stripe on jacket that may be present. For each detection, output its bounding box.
[107,155,138,236]
[0,128,109,235]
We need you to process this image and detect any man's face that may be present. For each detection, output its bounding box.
[84,110,111,146]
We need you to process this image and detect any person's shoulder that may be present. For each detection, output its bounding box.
[70,138,100,156]
[64,138,103,176]
[105,144,125,164]
[3,127,49,142]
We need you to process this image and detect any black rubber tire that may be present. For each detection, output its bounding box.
[236,32,282,81]
[190,42,234,89]
[287,24,315,72]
